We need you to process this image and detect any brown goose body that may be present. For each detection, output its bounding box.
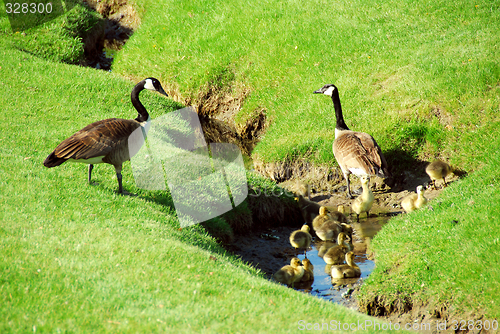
[314,84,390,198]
[43,78,167,193]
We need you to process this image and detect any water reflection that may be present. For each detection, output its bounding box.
[293,214,392,305]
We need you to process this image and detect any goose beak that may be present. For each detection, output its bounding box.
[313,88,323,94]
[158,86,168,97]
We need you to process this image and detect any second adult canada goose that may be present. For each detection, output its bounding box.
[351,175,374,222]
[314,84,391,198]
[426,160,452,189]
[401,185,428,213]
[43,78,168,193]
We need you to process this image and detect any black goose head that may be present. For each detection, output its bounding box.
[143,77,168,96]
[313,84,337,96]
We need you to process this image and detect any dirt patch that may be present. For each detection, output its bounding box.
[81,0,140,70]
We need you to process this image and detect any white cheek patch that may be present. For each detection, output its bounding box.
[323,86,336,96]
[144,79,155,90]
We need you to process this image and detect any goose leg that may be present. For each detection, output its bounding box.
[443,177,447,188]
[88,164,94,183]
[114,164,124,193]
[344,173,353,199]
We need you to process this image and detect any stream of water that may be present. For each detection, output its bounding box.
[293,215,393,306]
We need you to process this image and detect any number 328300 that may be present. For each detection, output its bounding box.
[5,3,53,14]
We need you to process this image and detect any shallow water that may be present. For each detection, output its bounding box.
[293,215,393,305]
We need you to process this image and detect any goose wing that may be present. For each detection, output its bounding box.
[44,118,140,164]
[333,131,390,178]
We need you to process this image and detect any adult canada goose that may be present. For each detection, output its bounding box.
[314,84,391,198]
[426,160,452,189]
[323,232,349,265]
[43,78,168,193]
[289,225,312,256]
[351,175,374,222]
[401,185,428,213]
[273,257,305,287]
[330,252,361,279]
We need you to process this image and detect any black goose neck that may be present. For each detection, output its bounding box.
[331,89,349,131]
[131,81,149,122]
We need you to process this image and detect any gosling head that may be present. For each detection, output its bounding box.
[313,84,338,96]
[360,175,370,184]
[300,225,310,233]
[319,206,328,215]
[416,185,425,194]
[302,258,313,269]
[290,257,303,267]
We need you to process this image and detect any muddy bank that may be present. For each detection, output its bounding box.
[81,0,140,70]
[225,169,463,333]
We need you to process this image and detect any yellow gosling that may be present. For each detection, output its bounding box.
[351,175,374,222]
[312,206,332,231]
[331,251,361,278]
[326,209,349,225]
[289,225,312,256]
[315,220,343,242]
[426,160,452,189]
[273,257,305,287]
[401,185,428,213]
[300,258,314,282]
[323,233,348,265]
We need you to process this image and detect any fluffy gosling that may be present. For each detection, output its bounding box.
[300,258,314,282]
[351,175,374,222]
[401,185,428,213]
[331,251,361,278]
[323,232,349,265]
[273,257,305,287]
[289,225,312,256]
[426,160,452,189]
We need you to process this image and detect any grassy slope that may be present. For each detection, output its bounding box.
[357,141,500,318]
[110,0,500,321]
[112,0,500,170]
[0,28,401,334]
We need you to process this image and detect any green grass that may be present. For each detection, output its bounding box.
[358,141,500,318]
[112,0,500,172]
[2,0,500,329]
[110,0,500,322]
[0,19,401,332]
